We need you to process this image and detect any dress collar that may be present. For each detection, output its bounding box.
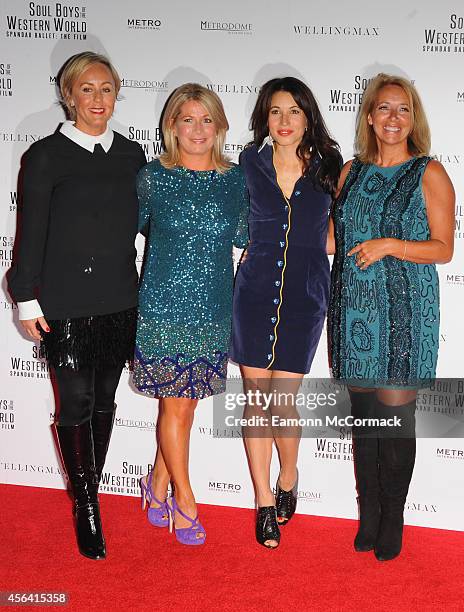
[253,140,319,188]
[60,120,114,153]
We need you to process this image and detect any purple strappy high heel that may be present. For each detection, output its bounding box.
[166,497,206,545]
[140,472,168,528]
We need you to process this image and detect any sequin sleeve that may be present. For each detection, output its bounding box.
[136,163,153,237]
[233,170,250,249]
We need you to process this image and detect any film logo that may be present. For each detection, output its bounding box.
[5,3,87,40]
[0,235,14,268]
[0,399,14,431]
[127,125,163,161]
[7,191,17,214]
[9,346,50,380]
[423,13,464,53]
[328,74,370,113]
[314,438,353,462]
[0,63,13,96]
[100,461,153,495]
[455,204,464,240]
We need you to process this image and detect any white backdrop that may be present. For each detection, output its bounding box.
[1,0,463,531]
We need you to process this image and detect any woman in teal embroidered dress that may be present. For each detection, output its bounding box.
[330,157,440,387]
[328,74,454,562]
[133,84,248,545]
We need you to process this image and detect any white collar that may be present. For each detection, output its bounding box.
[60,120,114,153]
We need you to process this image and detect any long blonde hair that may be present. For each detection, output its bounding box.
[355,73,431,163]
[160,83,231,173]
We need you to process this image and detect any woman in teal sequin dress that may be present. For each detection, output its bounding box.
[328,74,454,561]
[133,84,248,545]
[134,159,247,398]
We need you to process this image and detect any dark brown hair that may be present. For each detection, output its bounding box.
[251,77,342,195]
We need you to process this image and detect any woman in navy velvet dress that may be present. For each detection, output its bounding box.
[230,77,342,548]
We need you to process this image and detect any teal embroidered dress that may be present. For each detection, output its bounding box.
[329,157,439,388]
[133,160,248,398]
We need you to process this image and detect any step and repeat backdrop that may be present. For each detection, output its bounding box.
[1,0,463,530]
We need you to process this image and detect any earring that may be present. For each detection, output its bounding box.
[258,133,273,153]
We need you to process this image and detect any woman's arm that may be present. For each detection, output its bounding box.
[327,160,353,255]
[349,160,455,269]
[233,170,250,250]
[136,164,152,237]
[326,217,335,255]
[8,143,53,338]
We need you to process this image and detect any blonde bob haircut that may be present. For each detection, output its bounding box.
[355,73,431,164]
[59,51,121,121]
[160,83,231,173]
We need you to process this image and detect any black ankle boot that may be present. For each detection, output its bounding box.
[56,420,106,560]
[350,391,380,552]
[276,468,298,526]
[256,507,281,549]
[91,405,116,485]
[375,400,416,562]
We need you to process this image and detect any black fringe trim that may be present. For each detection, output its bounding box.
[40,307,137,370]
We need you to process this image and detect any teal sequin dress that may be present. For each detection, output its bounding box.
[133,160,249,398]
[329,157,439,388]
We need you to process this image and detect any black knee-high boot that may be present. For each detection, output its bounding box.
[91,404,116,486]
[375,400,416,561]
[56,420,106,560]
[350,390,381,552]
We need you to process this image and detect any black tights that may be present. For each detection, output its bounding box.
[52,363,124,426]
[349,386,417,406]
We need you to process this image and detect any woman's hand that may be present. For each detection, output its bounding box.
[20,316,50,340]
[348,238,395,270]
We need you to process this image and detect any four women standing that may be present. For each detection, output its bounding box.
[9,53,453,561]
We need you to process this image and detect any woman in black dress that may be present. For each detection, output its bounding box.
[230,77,342,548]
[8,52,146,559]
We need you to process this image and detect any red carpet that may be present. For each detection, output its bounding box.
[1,484,463,611]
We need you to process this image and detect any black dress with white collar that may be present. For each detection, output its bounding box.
[8,126,146,368]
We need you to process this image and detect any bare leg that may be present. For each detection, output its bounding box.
[144,411,171,507]
[241,365,274,509]
[270,371,304,510]
[157,397,199,531]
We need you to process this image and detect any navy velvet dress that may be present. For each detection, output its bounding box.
[230,143,332,374]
